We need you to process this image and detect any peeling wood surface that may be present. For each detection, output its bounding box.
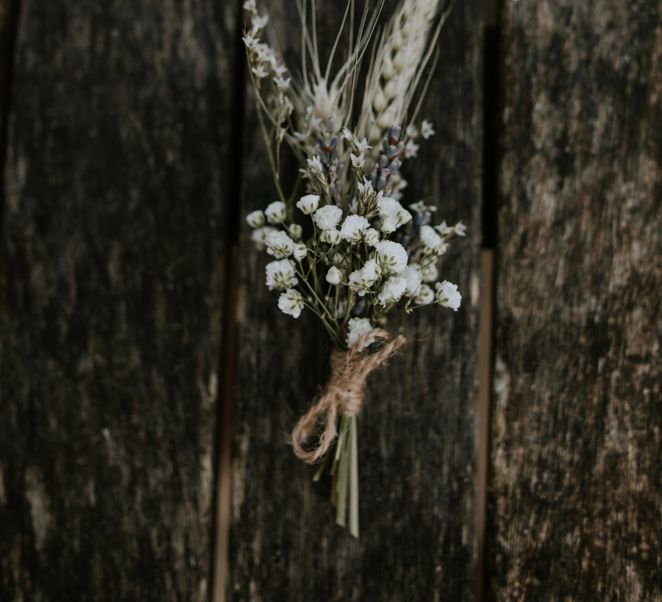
[0,1,235,599]
[490,2,662,600]
[227,2,482,600]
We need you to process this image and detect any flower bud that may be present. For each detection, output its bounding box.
[288,223,303,240]
[296,194,320,215]
[325,266,342,285]
[265,201,287,224]
[246,210,265,228]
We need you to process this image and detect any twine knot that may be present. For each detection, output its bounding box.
[291,329,406,464]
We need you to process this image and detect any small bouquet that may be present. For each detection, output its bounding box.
[242,0,464,537]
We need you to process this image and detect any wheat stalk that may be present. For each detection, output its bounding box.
[292,1,384,145]
[357,0,450,145]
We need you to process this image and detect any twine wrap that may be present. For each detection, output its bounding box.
[291,329,406,464]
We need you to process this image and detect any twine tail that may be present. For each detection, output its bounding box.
[291,395,338,464]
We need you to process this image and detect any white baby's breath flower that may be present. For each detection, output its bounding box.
[356,177,377,199]
[272,60,287,75]
[288,224,302,240]
[420,225,448,255]
[375,240,408,275]
[340,214,370,243]
[404,140,419,158]
[278,288,304,318]
[435,281,462,311]
[377,276,407,306]
[377,196,412,233]
[253,42,271,62]
[409,201,437,215]
[320,228,341,245]
[346,317,373,348]
[326,266,342,285]
[421,119,435,139]
[265,259,297,291]
[409,201,436,226]
[246,210,265,228]
[251,226,277,249]
[350,153,365,169]
[265,201,287,224]
[348,258,381,296]
[313,205,343,230]
[377,195,401,217]
[242,0,256,13]
[420,262,438,283]
[435,220,452,236]
[250,13,269,33]
[401,265,422,297]
[293,242,307,261]
[242,32,259,51]
[252,64,268,79]
[364,228,380,247]
[435,220,467,237]
[355,138,371,154]
[265,230,295,259]
[406,124,418,138]
[273,75,291,91]
[305,156,325,180]
[453,221,467,236]
[343,128,369,152]
[296,194,320,215]
[415,283,434,305]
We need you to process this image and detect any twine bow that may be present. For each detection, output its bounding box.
[291,328,406,464]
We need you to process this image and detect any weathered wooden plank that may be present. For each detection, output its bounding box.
[490,2,662,600]
[0,1,236,599]
[227,1,482,599]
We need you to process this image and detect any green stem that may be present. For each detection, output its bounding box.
[349,415,359,538]
[342,290,356,331]
[287,172,303,205]
[333,284,341,320]
[335,417,350,528]
[296,267,339,327]
[254,103,288,205]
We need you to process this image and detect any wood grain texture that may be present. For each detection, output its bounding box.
[227,2,482,600]
[490,1,662,600]
[0,1,236,599]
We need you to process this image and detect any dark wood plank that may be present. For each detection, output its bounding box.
[0,1,236,599]
[0,0,16,177]
[490,2,662,600]
[227,2,482,599]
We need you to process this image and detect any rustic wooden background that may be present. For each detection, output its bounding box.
[0,1,659,601]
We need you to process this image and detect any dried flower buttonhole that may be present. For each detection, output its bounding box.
[243,0,463,537]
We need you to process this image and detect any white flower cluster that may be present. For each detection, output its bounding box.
[246,186,465,348]
[242,1,465,351]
